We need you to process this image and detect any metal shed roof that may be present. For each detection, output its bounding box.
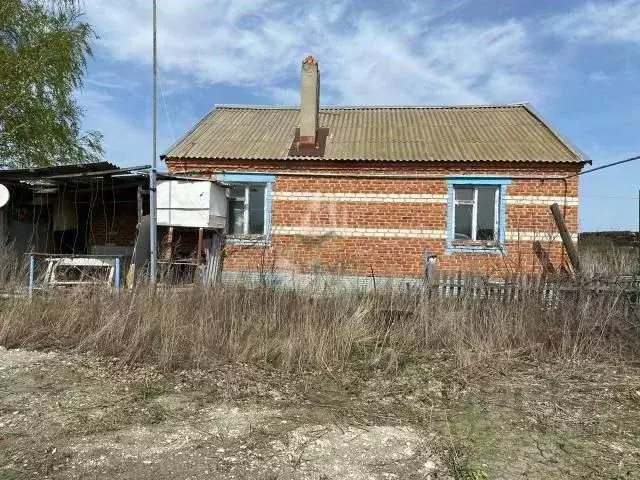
[0,162,148,182]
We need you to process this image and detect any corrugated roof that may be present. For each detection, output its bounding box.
[163,104,585,164]
[0,162,141,181]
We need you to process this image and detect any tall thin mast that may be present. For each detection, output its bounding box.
[149,0,158,283]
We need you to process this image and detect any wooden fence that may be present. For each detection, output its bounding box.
[427,272,640,310]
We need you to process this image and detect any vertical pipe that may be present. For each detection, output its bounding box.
[149,0,158,284]
[115,257,121,294]
[28,255,35,298]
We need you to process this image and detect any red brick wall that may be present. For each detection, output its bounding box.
[271,201,448,230]
[166,158,582,278]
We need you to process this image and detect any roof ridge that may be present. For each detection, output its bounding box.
[214,103,529,110]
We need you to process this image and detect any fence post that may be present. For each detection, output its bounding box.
[115,257,121,294]
[550,203,581,274]
[423,249,438,296]
[28,254,35,298]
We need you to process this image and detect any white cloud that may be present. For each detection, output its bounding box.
[76,1,640,231]
[84,0,542,105]
[588,71,612,82]
[548,0,640,44]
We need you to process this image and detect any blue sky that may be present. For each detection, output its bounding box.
[79,0,640,232]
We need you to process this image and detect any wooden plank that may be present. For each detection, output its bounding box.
[550,203,581,274]
[137,185,143,226]
[127,215,150,287]
[424,250,438,288]
[196,227,204,266]
[194,227,204,281]
[505,274,512,302]
[204,233,223,286]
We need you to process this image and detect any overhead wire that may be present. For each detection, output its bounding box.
[158,67,177,145]
[100,176,107,249]
[57,181,68,254]
[111,175,116,251]
[30,188,39,252]
[580,195,640,200]
[88,178,98,250]
[566,154,640,178]
[72,181,79,253]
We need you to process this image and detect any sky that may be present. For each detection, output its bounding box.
[78,0,640,232]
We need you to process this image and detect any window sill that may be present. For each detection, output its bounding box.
[445,242,505,255]
[226,235,270,247]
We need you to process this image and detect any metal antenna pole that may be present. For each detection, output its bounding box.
[149,0,158,283]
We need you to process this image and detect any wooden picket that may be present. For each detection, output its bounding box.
[428,271,640,313]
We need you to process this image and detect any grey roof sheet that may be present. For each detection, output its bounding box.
[0,161,120,180]
[163,104,584,164]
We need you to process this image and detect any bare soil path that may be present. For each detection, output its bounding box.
[0,348,446,479]
[1,346,639,479]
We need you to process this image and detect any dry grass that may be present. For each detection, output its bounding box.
[579,237,639,277]
[0,242,638,373]
[0,279,637,373]
[0,243,29,290]
[1,246,638,480]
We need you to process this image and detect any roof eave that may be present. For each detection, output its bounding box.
[521,103,592,165]
[164,155,585,164]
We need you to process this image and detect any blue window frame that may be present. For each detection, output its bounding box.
[217,173,275,245]
[445,177,510,255]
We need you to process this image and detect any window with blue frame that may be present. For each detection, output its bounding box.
[446,178,510,254]
[453,186,499,241]
[228,184,267,235]
[217,174,274,242]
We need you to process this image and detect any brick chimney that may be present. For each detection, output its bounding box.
[299,55,320,147]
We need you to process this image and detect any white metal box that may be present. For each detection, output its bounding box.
[157,179,228,229]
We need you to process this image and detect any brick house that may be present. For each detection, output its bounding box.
[163,56,588,286]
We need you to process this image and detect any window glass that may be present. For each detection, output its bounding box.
[454,204,473,240]
[248,185,265,234]
[229,186,245,201]
[227,184,267,236]
[455,188,474,202]
[228,197,245,234]
[476,187,497,240]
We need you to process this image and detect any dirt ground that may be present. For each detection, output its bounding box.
[1,347,639,479]
[0,347,447,479]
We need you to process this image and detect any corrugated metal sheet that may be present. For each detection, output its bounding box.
[0,161,120,180]
[163,104,584,163]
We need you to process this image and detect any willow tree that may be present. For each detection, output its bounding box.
[0,0,103,167]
